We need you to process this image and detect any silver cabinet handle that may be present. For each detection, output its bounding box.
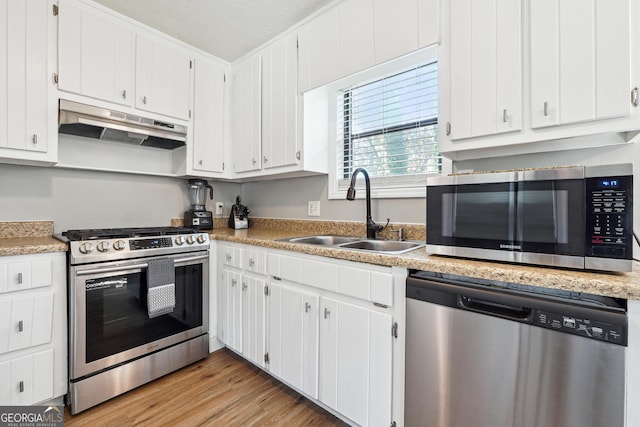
[17,272,23,284]
[142,96,147,105]
[252,158,257,165]
[632,88,639,107]
[19,381,24,393]
[263,156,268,164]
[543,101,550,116]
[503,109,509,123]
[226,254,232,262]
[198,160,203,165]
[122,89,127,99]
[445,122,451,136]
[242,282,247,291]
[18,320,23,332]
[248,258,255,267]
[324,307,330,319]
[305,302,311,313]
[32,134,37,145]
[231,279,237,287]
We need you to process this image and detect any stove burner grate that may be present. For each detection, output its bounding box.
[63,227,199,241]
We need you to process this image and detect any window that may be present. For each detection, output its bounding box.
[338,62,440,181]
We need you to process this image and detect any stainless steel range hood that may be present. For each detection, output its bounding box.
[58,100,187,150]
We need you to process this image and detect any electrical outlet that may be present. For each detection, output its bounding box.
[215,202,224,215]
[308,201,320,217]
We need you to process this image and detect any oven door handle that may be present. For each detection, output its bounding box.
[75,254,209,276]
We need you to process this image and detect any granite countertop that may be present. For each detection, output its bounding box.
[209,227,640,301]
[0,221,67,256]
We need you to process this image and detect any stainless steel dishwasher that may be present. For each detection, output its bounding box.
[405,270,627,427]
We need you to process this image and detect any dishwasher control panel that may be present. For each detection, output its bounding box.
[534,310,625,345]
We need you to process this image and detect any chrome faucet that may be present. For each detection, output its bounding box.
[346,168,384,239]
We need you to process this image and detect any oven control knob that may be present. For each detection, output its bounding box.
[113,240,126,251]
[197,234,207,244]
[79,242,94,254]
[175,236,185,245]
[97,241,111,252]
[186,235,196,244]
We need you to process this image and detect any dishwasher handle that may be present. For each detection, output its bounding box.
[459,295,533,321]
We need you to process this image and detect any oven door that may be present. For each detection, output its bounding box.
[427,169,586,268]
[69,251,209,379]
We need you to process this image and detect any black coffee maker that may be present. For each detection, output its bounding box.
[184,179,214,230]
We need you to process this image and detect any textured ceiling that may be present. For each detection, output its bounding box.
[92,0,335,63]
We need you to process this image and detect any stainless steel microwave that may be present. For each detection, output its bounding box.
[426,164,633,272]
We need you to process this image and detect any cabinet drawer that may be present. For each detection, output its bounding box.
[243,248,267,275]
[338,265,393,306]
[222,245,242,268]
[0,292,54,354]
[302,259,338,292]
[0,348,54,405]
[0,256,54,293]
[268,253,302,283]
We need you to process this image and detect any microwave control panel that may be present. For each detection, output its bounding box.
[586,175,633,259]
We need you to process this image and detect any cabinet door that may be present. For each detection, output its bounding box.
[31,258,52,289]
[320,297,393,426]
[220,269,242,352]
[530,0,631,128]
[449,0,521,139]
[192,56,226,174]
[58,0,134,106]
[0,360,9,404]
[232,55,262,173]
[135,34,192,120]
[261,33,299,170]
[338,0,375,77]
[301,293,319,398]
[241,276,266,366]
[298,8,341,93]
[373,0,419,64]
[0,0,49,153]
[32,349,54,404]
[31,292,54,346]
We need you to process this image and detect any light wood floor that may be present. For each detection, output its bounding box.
[64,348,348,426]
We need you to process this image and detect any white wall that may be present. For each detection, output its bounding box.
[241,174,427,224]
[0,164,241,233]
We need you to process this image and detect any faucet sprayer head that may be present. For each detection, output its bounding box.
[346,186,356,200]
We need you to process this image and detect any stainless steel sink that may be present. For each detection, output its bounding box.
[281,235,424,254]
[287,235,361,245]
[338,240,423,253]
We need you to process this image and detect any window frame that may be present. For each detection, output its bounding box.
[326,45,451,200]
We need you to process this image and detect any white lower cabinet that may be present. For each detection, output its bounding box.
[319,297,393,426]
[0,252,66,406]
[218,243,397,426]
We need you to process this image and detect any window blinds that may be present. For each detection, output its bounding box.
[339,62,440,180]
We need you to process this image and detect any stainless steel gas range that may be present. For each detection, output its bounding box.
[59,227,210,414]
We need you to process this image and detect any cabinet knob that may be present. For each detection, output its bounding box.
[231,278,237,287]
[252,158,257,166]
[305,302,311,313]
[18,320,24,332]
[226,254,232,262]
[248,258,255,267]
[324,307,331,319]
[543,101,550,116]
[198,160,203,165]
[122,89,127,99]
[263,156,268,164]
[142,96,147,105]
[242,282,247,291]
[32,134,37,145]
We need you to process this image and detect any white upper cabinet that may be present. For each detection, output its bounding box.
[530,0,631,128]
[232,55,262,173]
[448,0,521,140]
[135,33,192,121]
[338,0,375,77]
[373,0,419,64]
[191,55,226,176]
[299,0,440,93]
[298,7,341,94]
[58,0,134,107]
[261,32,299,170]
[0,0,56,164]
